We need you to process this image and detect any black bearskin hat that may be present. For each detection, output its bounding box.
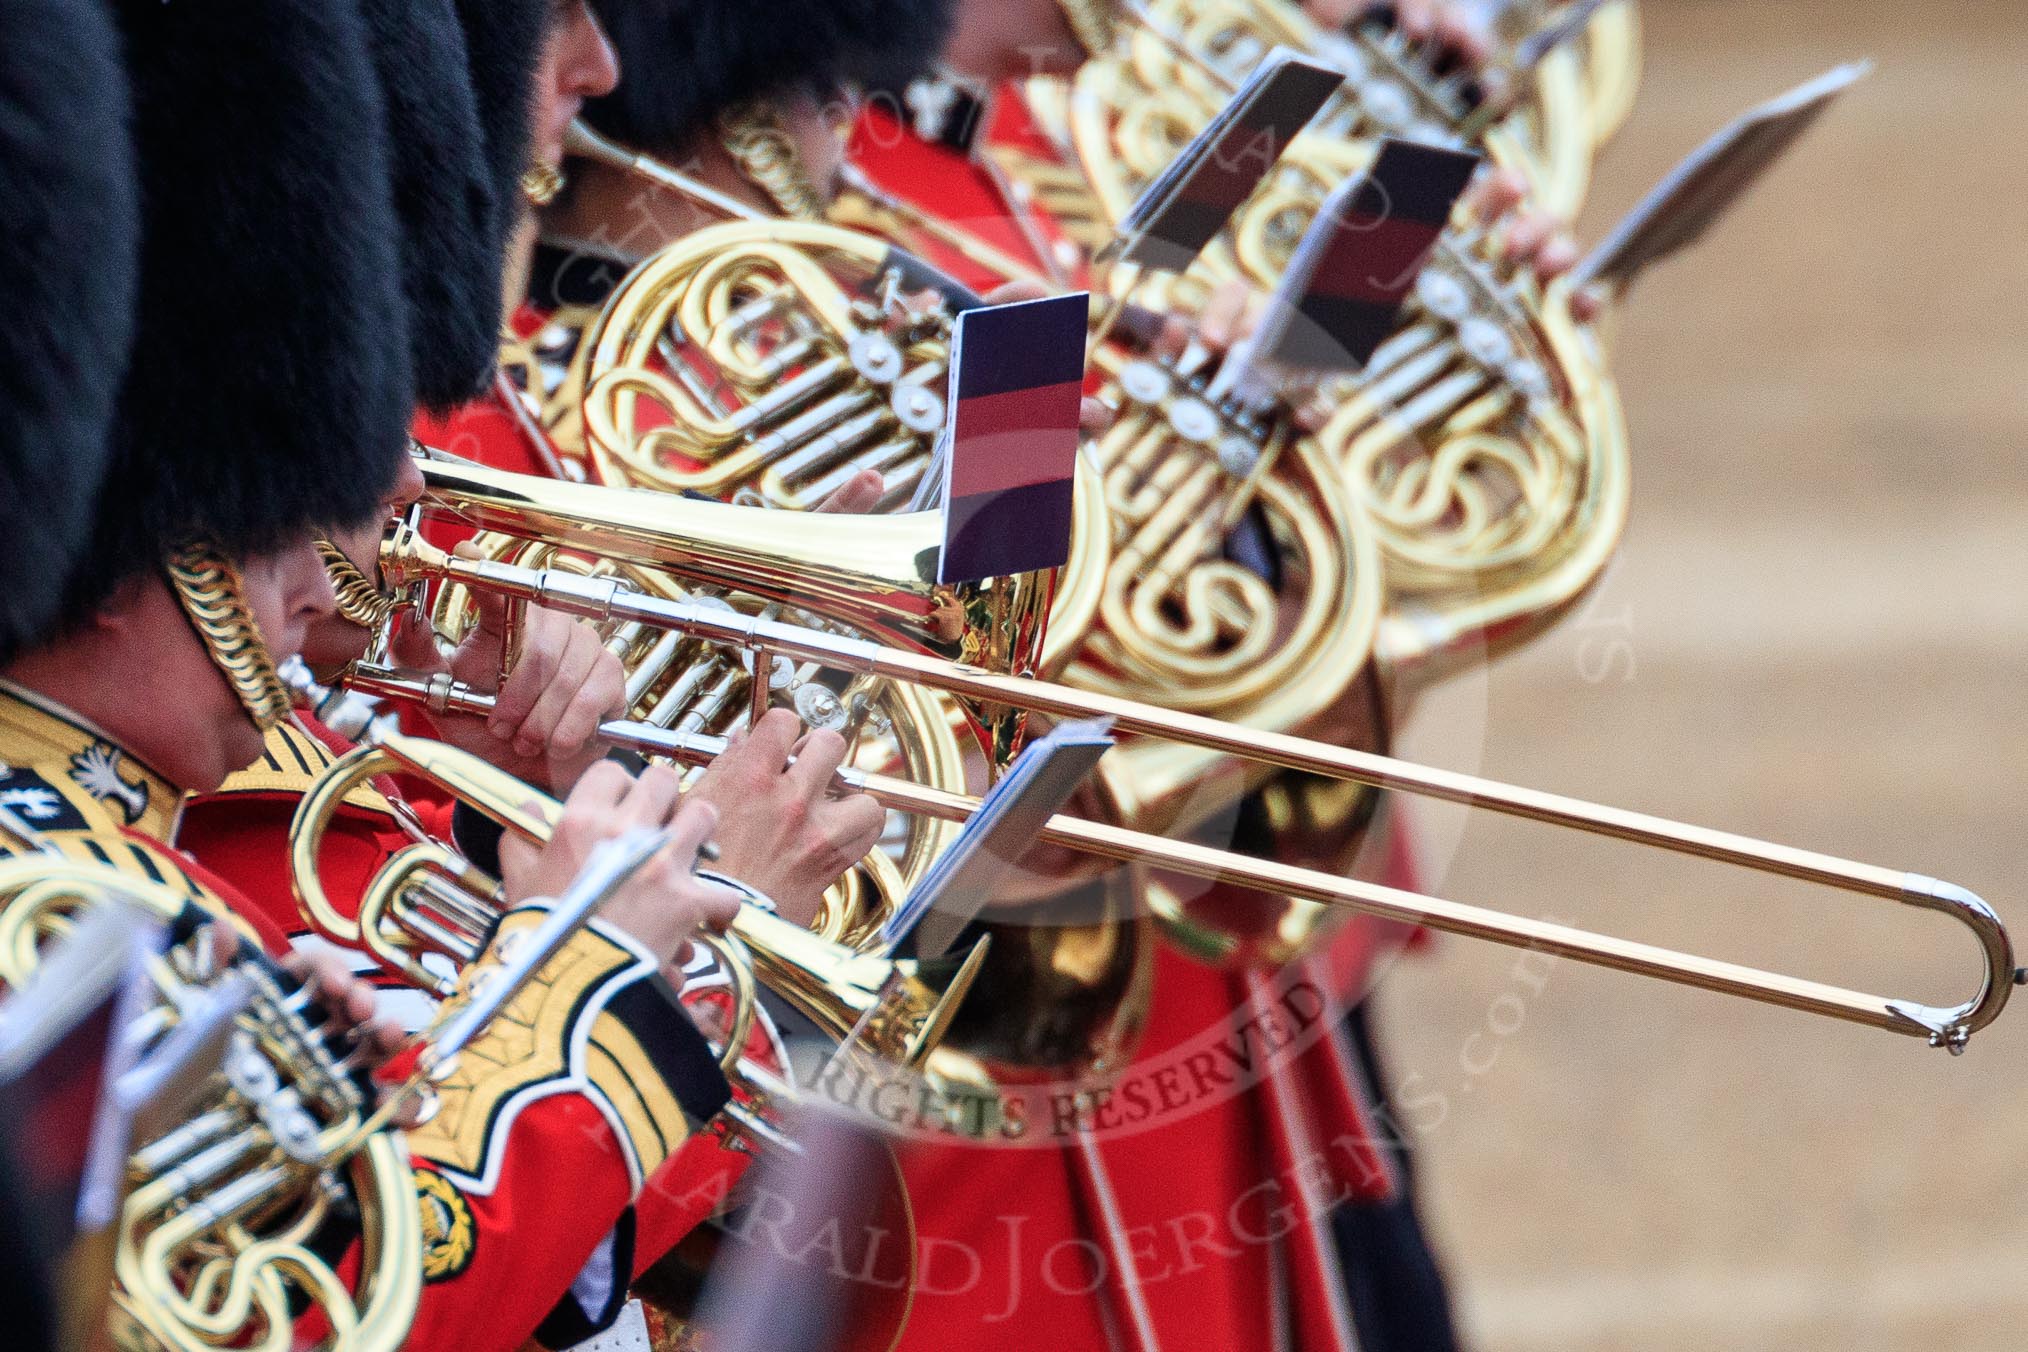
[584,0,957,156]
[0,0,138,661]
[453,0,550,260]
[361,0,500,414]
[60,0,413,624]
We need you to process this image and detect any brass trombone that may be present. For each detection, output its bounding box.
[370,523,2020,1052]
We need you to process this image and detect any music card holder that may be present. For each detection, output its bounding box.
[934,292,1091,585]
[1571,61,1873,298]
[1099,47,1345,274]
[1243,137,1483,382]
[881,717,1116,959]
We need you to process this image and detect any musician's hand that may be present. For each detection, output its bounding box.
[276,946,409,1061]
[683,707,886,929]
[499,761,740,966]
[1466,167,1601,320]
[1307,1,1493,74]
[390,542,627,793]
[817,469,885,515]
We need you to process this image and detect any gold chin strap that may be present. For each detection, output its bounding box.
[718,101,828,222]
[318,538,403,632]
[1057,0,1117,56]
[522,160,566,207]
[164,540,292,733]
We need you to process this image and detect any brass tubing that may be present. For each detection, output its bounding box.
[565,119,768,224]
[346,654,2016,1051]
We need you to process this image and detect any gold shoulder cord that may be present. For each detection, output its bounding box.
[317,539,403,632]
[164,539,292,733]
[718,101,828,222]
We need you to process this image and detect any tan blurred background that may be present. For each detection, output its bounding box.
[1371,2,2028,1348]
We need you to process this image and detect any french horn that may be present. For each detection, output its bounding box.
[1004,11,1630,699]
[1008,0,1626,235]
[563,122,1387,854]
[0,838,419,1352]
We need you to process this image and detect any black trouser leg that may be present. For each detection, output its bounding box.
[1332,1003,1462,1352]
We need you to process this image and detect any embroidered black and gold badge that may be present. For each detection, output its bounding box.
[414,1167,478,1282]
[0,766,91,834]
[68,739,150,826]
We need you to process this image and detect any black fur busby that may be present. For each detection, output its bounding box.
[60,0,414,623]
[584,0,957,156]
[0,0,138,660]
[453,0,549,260]
[361,0,500,414]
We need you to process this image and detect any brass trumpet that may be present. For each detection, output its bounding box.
[374,524,2020,1052]
[1017,0,1622,222]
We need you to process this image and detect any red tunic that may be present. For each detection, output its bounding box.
[845,97,1091,297]
[180,711,749,1350]
[846,90,1428,1352]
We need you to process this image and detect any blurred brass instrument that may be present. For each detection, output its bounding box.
[288,727,991,1146]
[1160,0,1599,215]
[367,521,2020,1052]
[0,838,420,1351]
[1010,0,1624,242]
[1561,1,1643,151]
[1005,10,1631,695]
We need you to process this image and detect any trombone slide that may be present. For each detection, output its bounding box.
[346,656,2018,1052]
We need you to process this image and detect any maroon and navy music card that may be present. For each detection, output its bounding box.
[1255,137,1482,373]
[937,292,1090,585]
[1110,49,1343,274]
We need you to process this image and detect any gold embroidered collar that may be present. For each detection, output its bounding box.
[0,680,183,842]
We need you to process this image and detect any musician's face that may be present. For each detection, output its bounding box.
[105,537,335,792]
[532,0,620,175]
[943,0,1089,83]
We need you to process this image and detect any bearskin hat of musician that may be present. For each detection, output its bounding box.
[584,0,958,153]
[453,0,550,257]
[60,0,413,623]
[361,0,501,413]
[0,0,138,660]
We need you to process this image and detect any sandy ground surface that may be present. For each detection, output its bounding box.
[1365,3,2028,1348]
